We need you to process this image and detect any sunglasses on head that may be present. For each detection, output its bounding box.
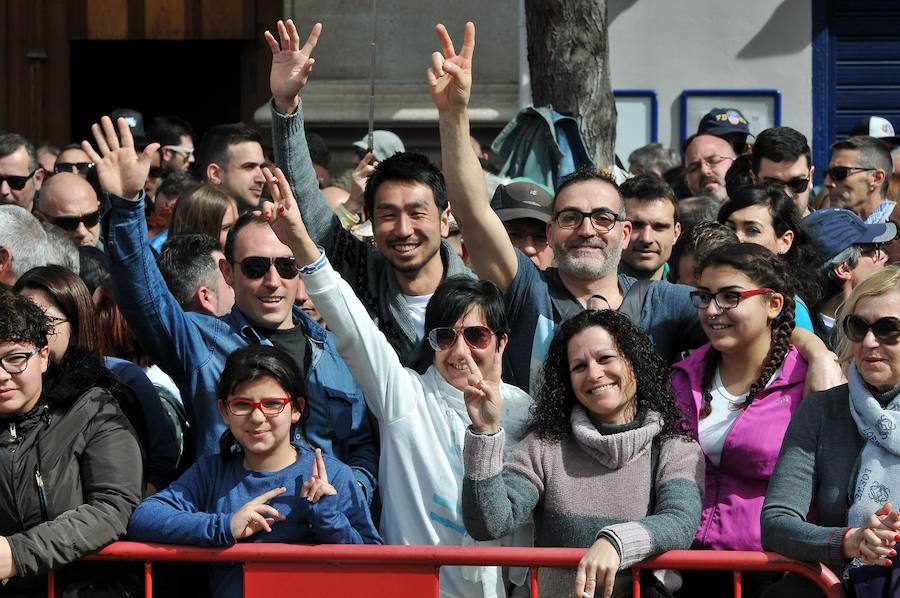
[53,162,94,175]
[427,325,496,351]
[234,256,298,279]
[45,210,101,232]
[842,314,900,345]
[0,169,39,191]
[762,176,810,195]
[824,166,876,182]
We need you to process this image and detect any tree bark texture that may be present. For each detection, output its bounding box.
[524,0,617,167]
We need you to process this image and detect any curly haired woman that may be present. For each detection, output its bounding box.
[461,309,704,598]
[672,243,807,597]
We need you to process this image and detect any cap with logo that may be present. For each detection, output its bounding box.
[804,207,897,262]
[490,179,554,223]
[850,116,900,146]
[110,108,146,139]
[697,108,752,139]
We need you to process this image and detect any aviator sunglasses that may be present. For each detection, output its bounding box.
[427,325,496,351]
[842,314,900,345]
[234,256,299,279]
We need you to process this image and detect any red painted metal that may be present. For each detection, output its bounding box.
[55,544,844,598]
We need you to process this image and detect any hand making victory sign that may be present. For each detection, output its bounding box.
[265,19,322,115]
[427,21,475,112]
[463,352,503,436]
[301,448,337,503]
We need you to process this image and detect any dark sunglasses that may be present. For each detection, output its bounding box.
[843,314,900,345]
[234,256,298,279]
[427,325,496,351]
[53,162,94,175]
[762,177,810,194]
[45,210,101,232]
[824,166,876,182]
[0,169,39,191]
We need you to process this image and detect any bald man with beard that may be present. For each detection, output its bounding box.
[37,172,102,247]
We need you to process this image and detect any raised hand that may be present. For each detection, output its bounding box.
[265,19,322,114]
[230,486,287,540]
[300,448,337,503]
[575,537,621,598]
[463,352,502,434]
[81,116,159,199]
[345,151,376,216]
[427,22,475,112]
[257,166,319,265]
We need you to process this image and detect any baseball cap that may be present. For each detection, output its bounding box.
[490,179,554,223]
[804,208,897,262]
[110,108,146,139]
[352,130,405,162]
[850,116,900,145]
[697,108,752,139]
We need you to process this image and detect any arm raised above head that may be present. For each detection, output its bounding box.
[428,22,519,292]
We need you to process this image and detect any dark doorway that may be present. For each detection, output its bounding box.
[69,39,245,144]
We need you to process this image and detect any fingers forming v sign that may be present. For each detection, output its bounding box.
[463,352,502,434]
[230,486,287,540]
[265,19,322,113]
[427,22,475,111]
[301,448,337,503]
[81,116,159,199]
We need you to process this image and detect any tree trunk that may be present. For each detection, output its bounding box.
[524,0,617,168]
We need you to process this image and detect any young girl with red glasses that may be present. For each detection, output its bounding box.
[671,243,807,598]
[126,344,381,598]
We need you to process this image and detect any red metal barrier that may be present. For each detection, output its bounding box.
[43,543,846,597]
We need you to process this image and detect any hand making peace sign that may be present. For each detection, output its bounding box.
[427,22,475,112]
[301,448,337,503]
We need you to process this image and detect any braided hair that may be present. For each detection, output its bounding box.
[697,243,795,418]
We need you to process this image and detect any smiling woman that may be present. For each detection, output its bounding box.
[762,265,900,596]
[462,309,703,598]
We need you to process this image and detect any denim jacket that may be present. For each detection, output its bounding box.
[103,192,377,501]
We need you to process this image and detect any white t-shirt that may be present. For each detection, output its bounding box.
[403,293,432,341]
[699,364,783,467]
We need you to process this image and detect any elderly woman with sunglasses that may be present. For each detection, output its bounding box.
[257,167,531,598]
[762,265,900,596]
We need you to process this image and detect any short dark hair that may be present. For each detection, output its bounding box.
[675,196,721,231]
[194,123,261,181]
[751,127,812,174]
[306,132,330,169]
[157,234,222,309]
[77,245,110,296]
[155,170,199,201]
[222,212,265,264]
[216,344,309,454]
[831,135,893,195]
[554,166,623,213]
[724,155,754,200]
[0,290,50,349]
[148,115,195,146]
[0,133,37,171]
[620,173,677,213]
[667,221,739,283]
[409,276,507,373]
[363,152,448,219]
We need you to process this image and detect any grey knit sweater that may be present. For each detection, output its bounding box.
[761,384,867,566]
[462,407,704,597]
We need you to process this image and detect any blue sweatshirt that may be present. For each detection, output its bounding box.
[127,444,382,598]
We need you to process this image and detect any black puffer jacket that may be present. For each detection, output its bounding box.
[0,348,143,595]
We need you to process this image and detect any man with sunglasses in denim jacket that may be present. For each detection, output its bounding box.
[0,133,44,213]
[36,172,102,247]
[89,116,378,505]
[751,127,815,217]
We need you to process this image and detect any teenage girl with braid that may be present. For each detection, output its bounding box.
[671,243,807,598]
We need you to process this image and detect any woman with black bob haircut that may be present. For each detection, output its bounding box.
[0,291,143,595]
[717,183,821,331]
[462,308,703,598]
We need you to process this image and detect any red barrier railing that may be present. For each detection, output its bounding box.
[43,543,846,597]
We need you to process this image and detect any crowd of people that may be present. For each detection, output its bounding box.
[2,15,900,598]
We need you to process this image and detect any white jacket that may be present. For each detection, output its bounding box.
[303,261,532,598]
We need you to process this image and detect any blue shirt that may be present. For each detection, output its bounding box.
[127,445,382,598]
[103,193,377,501]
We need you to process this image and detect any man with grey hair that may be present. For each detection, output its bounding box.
[627,143,681,178]
[42,222,81,274]
[825,135,894,223]
[0,205,48,286]
[0,133,44,212]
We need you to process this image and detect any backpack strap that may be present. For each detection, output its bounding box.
[647,435,661,516]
